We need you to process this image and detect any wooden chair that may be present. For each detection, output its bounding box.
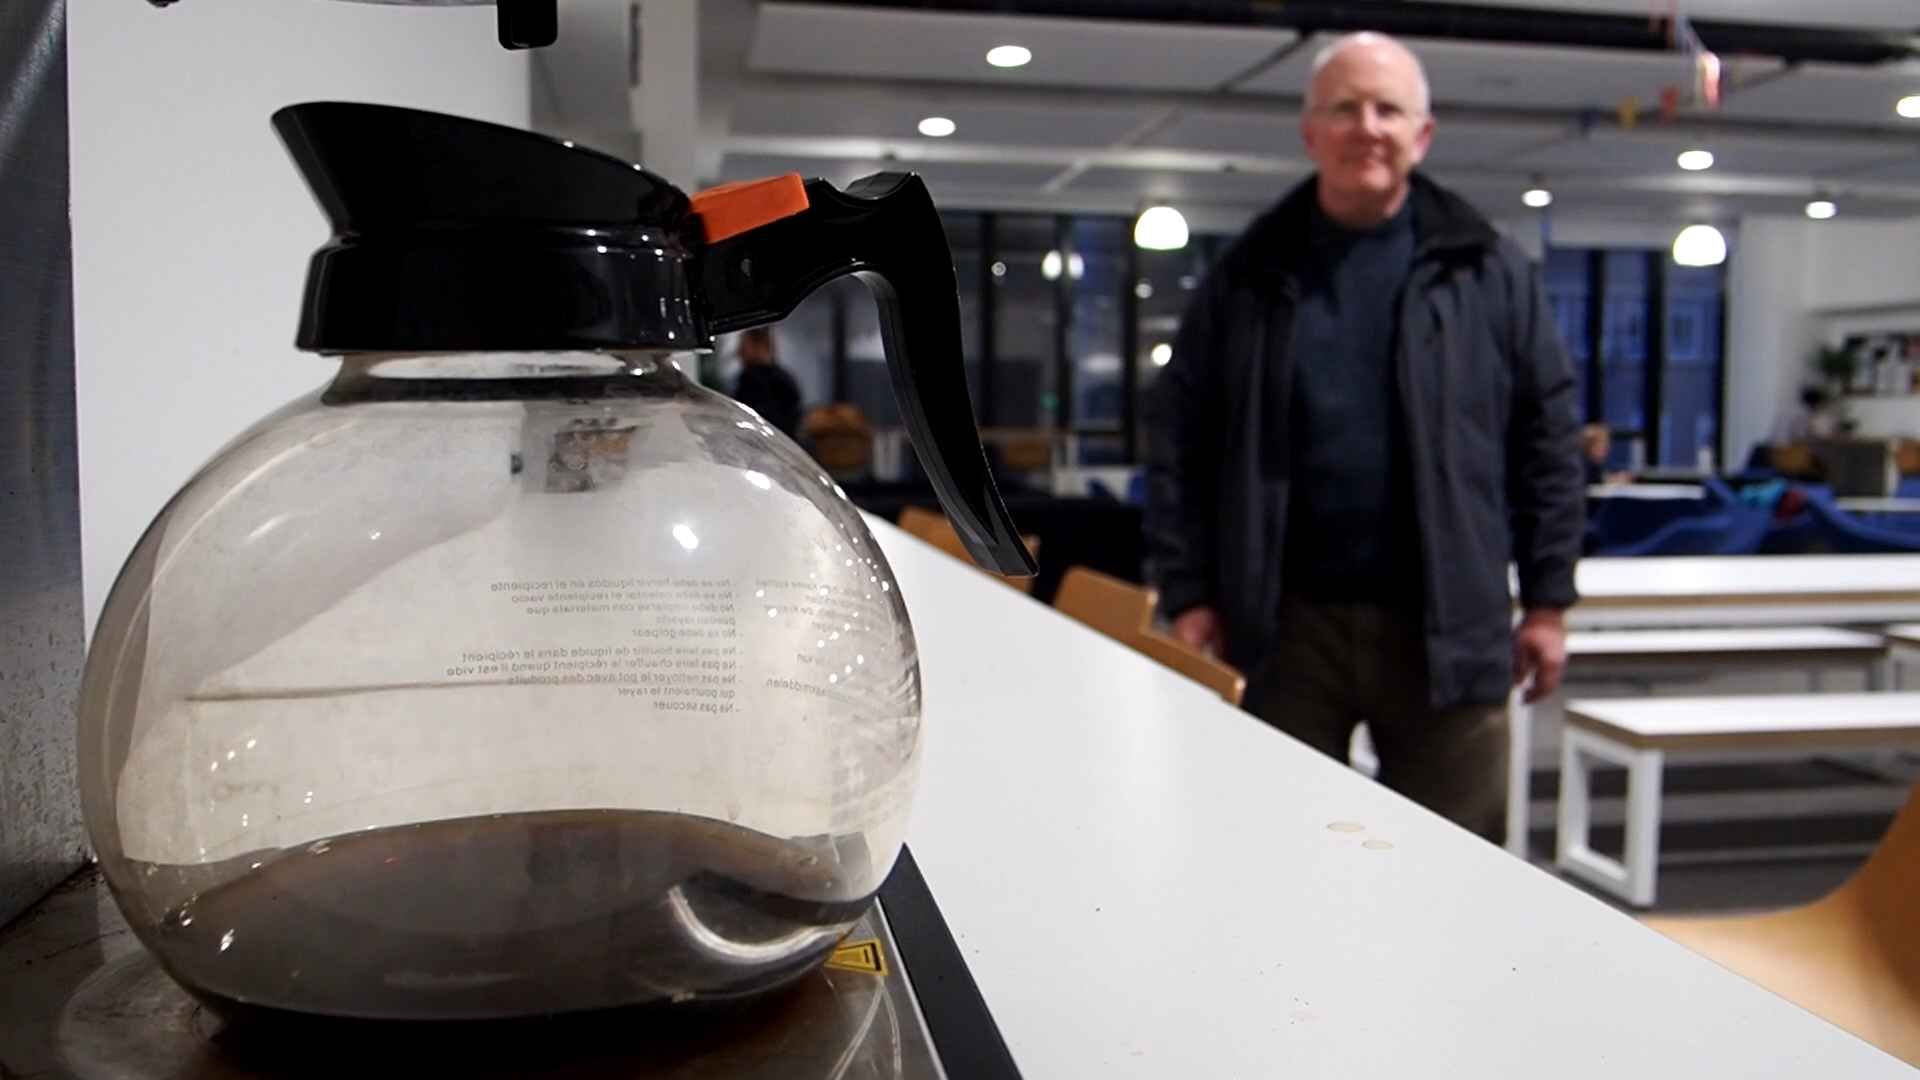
[1054,567,1156,646]
[1131,629,1247,707]
[897,506,1039,594]
[1643,781,1920,1066]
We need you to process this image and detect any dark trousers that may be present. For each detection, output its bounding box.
[1247,597,1509,843]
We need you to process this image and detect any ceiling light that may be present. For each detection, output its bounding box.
[1134,280,1154,300]
[1041,250,1062,281]
[1134,205,1189,251]
[1672,224,1727,268]
[986,44,1031,68]
[990,260,1007,278]
[1150,343,1173,367]
[1805,199,1837,221]
[1899,95,1920,119]
[917,116,956,138]
[1677,149,1715,172]
[1068,252,1085,280]
[1522,188,1553,209]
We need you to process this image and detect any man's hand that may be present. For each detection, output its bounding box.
[1513,608,1568,704]
[1172,606,1226,657]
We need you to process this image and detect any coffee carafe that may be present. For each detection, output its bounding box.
[75,101,1032,1023]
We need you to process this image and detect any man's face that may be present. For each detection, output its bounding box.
[1300,42,1434,205]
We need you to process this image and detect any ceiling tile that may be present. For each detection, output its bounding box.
[750,3,1295,92]
[719,152,1062,195]
[1510,128,1901,176]
[729,87,1153,149]
[1717,61,1920,128]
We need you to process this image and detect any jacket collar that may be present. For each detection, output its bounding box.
[1221,172,1499,284]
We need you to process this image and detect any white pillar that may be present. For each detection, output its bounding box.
[633,0,700,190]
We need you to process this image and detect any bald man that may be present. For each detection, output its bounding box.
[1144,33,1583,842]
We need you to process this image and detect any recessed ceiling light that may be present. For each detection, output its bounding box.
[1134,280,1154,300]
[1522,188,1553,209]
[917,116,956,138]
[1677,149,1715,172]
[1806,199,1837,220]
[986,44,1032,68]
[1898,95,1920,119]
[1151,343,1174,367]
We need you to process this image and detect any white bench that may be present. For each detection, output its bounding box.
[1556,692,1920,907]
[1506,627,1890,857]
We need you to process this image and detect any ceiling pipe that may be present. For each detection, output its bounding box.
[803,0,1920,65]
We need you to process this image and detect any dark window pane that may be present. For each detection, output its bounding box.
[1544,248,1591,421]
[992,214,1060,429]
[839,278,897,427]
[1600,251,1649,444]
[1134,239,1216,460]
[1067,217,1127,431]
[943,212,985,409]
[1661,263,1724,468]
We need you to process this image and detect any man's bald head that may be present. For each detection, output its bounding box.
[1306,32,1431,118]
[1299,31,1435,227]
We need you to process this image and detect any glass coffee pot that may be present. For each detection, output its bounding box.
[76,102,1032,1022]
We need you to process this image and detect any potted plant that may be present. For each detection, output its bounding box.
[1814,342,1861,398]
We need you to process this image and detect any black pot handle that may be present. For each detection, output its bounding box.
[697,173,1035,576]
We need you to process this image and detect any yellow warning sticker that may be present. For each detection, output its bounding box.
[825,938,887,977]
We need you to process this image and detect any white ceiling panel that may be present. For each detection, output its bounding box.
[1065,164,1302,206]
[719,151,1063,194]
[1718,61,1920,128]
[1405,0,1920,31]
[749,3,1295,92]
[1836,152,1920,184]
[1139,110,1299,155]
[1510,128,1903,177]
[729,87,1155,149]
[1236,35,1783,115]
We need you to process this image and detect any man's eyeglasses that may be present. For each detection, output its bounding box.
[1311,99,1423,131]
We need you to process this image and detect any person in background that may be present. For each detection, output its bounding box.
[730,327,803,440]
[1582,423,1632,486]
[1772,385,1836,446]
[1143,31,1584,842]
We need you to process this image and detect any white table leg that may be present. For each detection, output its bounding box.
[1506,691,1533,858]
[1623,747,1666,908]
[1556,725,1664,908]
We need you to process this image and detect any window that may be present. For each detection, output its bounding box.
[943,212,986,409]
[1599,251,1650,460]
[1661,263,1725,469]
[991,214,1060,430]
[1544,246,1727,469]
[1544,249,1591,418]
[1067,217,1128,439]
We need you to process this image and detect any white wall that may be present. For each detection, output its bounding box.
[69,0,529,636]
[1804,218,1920,314]
[1724,214,1816,466]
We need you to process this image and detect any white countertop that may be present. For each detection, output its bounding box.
[1837,497,1920,514]
[1587,483,1705,500]
[874,520,1906,1078]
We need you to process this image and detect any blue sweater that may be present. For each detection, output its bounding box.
[1281,198,1422,606]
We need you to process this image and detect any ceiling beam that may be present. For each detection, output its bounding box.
[797,0,1920,64]
[721,131,1920,204]
[728,72,1919,151]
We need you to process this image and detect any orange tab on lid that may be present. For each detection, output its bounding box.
[691,174,810,243]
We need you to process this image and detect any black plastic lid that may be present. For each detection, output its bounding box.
[275,102,702,353]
